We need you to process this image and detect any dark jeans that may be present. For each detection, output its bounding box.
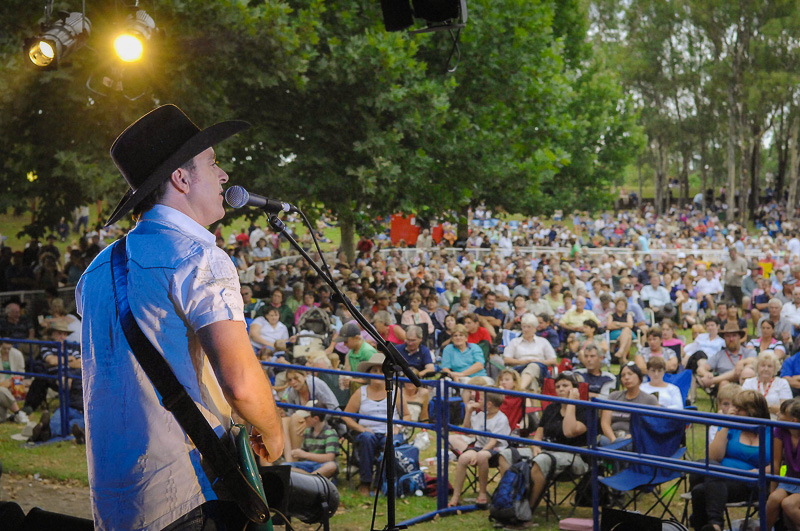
[690,476,754,529]
[162,500,247,531]
[724,285,743,306]
[355,431,404,486]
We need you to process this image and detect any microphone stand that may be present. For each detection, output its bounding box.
[266,213,419,531]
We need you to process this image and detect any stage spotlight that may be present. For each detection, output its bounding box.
[113,10,156,63]
[25,12,91,69]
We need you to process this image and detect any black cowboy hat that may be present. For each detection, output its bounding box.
[105,104,250,227]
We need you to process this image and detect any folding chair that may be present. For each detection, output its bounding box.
[599,412,687,521]
[540,458,590,521]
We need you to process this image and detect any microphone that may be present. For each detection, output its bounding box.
[225,185,297,214]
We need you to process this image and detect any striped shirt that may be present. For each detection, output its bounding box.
[301,423,339,457]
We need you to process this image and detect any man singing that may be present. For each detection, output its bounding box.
[76,105,283,530]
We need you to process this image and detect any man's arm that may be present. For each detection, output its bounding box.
[198,320,284,462]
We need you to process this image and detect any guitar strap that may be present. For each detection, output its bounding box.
[110,236,270,525]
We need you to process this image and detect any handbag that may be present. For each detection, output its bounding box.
[110,236,272,527]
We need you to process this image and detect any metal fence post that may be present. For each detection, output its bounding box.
[57,341,69,437]
[437,378,449,509]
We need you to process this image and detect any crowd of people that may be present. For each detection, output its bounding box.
[7,196,800,529]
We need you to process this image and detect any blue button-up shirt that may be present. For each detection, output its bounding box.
[76,205,245,531]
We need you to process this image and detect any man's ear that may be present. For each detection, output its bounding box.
[170,167,191,194]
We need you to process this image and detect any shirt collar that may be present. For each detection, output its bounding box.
[140,205,216,245]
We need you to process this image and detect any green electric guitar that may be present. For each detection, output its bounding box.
[232,424,274,531]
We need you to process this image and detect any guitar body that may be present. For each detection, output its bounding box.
[232,424,274,531]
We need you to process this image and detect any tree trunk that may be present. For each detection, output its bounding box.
[638,160,643,204]
[777,106,789,199]
[789,115,800,220]
[700,139,708,210]
[727,87,738,222]
[339,209,355,263]
[456,203,470,243]
[739,133,749,225]
[680,150,690,206]
[749,131,761,221]
[654,139,666,216]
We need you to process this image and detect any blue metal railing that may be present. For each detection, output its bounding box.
[0,337,80,438]
[263,361,799,529]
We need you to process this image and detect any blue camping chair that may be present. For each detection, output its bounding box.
[663,370,692,406]
[599,411,687,521]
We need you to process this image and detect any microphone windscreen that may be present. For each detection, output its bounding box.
[225,185,249,208]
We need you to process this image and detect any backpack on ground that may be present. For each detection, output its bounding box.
[489,452,532,525]
[380,444,425,498]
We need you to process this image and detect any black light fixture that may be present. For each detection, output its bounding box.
[380,0,467,33]
[113,7,157,63]
[24,5,91,69]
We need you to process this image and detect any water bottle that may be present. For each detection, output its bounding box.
[413,429,430,451]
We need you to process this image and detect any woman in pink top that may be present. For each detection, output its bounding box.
[374,310,406,345]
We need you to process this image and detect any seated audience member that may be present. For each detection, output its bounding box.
[401,293,435,337]
[634,327,679,374]
[448,392,511,508]
[294,291,319,325]
[707,383,742,442]
[526,373,589,513]
[719,300,747,332]
[758,298,793,344]
[641,273,676,320]
[746,318,786,361]
[782,287,800,332]
[502,315,556,392]
[474,292,505,339]
[660,319,685,365]
[741,352,791,418]
[600,363,659,449]
[396,325,435,377]
[558,295,600,336]
[437,314,457,352]
[451,289,476,319]
[640,357,684,409]
[288,402,339,479]
[0,340,27,424]
[696,321,756,391]
[526,287,553,319]
[464,312,493,347]
[504,294,529,331]
[22,321,81,414]
[343,353,410,496]
[606,297,634,363]
[496,369,524,431]
[574,345,617,399]
[766,398,800,531]
[577,319,609,367]
[373,310,406,346]
[682,317,725,374]
[339,322,378,393]
[441,324,488,381]
[398,368,429,439]
[535,313,560,351]
[695,267,723,311]
[425,294,448,332]
[690,390,771,531]
[249,307,290,358]
[281,368,340,461]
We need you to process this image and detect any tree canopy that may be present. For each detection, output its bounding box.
[0,0,640,255]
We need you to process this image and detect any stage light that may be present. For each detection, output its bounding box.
[24,12,91,69]
[114,34,143,62]
[113,10,156,63]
